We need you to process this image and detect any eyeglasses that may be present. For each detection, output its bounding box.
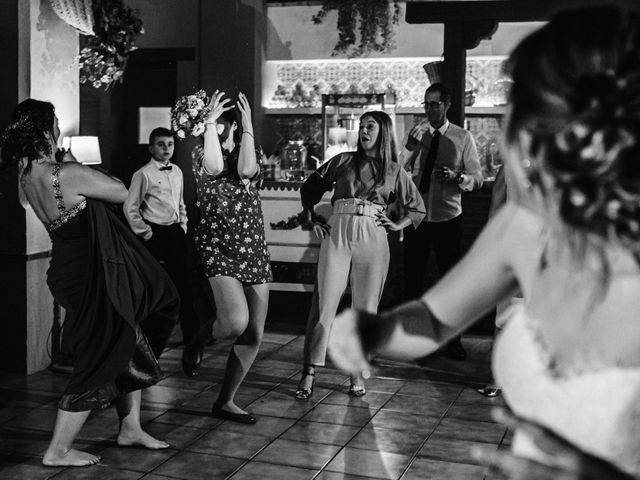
[422,101,444,109]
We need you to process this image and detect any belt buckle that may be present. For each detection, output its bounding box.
[356,204,365,216]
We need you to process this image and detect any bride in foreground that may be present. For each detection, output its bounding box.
[329,5,640,479]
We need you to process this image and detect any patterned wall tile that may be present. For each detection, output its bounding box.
[266,57,507,109]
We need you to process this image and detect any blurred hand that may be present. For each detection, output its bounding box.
[312,221,331,240]
[56,148,79,163]
[236,92,253,132]
[471,409,634,480]
[204,90,234,125]
[375,212,402,231]
[328,309,371,377]
[435,166,456,182]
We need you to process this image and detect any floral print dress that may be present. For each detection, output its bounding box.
[192,145,272,284]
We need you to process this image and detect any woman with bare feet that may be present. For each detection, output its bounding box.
[1,99,179,466]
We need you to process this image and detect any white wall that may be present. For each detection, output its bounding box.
[267,3,544,60]
[23,0,80,373]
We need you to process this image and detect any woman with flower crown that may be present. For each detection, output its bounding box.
[1,99,178,467]
[191,91,271,424]
[329,6,640,479]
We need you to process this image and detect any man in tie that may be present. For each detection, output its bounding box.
[402,82,483,361]
[124,127,200,375]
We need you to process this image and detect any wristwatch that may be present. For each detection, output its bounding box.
[455,172,464,184]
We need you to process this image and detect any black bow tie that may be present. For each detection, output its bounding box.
[159,165,172,171]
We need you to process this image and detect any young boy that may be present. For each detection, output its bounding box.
[124,127,201,376]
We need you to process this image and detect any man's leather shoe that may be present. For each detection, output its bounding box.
[446,338,467,361]
[182,345,202,378]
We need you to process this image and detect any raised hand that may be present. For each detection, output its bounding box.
[405,121,430,150]
[236,92,253,132]
[204,90,234,125]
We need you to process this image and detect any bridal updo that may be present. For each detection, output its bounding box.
[1,99,56,173]
[505,6,640,252]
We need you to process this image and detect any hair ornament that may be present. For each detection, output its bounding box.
[569,188,587,207]
[1,116,37,144]
[605,198,622,219]
[556,121,590,154]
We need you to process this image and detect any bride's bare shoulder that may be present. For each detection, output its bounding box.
[488,201,545,248]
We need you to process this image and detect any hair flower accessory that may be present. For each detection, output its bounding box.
[171,90,212,140]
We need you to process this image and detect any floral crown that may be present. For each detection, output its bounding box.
[170,90,212,140]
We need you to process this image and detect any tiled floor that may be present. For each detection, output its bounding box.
[0,323,508,479]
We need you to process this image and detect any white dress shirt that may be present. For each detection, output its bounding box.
[402,120,484,223]
[123,159,188,240]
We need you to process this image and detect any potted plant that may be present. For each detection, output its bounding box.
[312,0,400,58]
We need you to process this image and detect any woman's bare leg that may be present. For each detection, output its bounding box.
[116,390,169,449]
[209,277,268,414]
[43,409,100,466]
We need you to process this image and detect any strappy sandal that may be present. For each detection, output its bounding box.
[476,386,502,398]
[348,384,366,397]
[349,374,366,397]
[295,366,316,400]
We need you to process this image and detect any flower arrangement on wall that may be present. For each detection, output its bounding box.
[312,0,400,58]
[50,0,144,89]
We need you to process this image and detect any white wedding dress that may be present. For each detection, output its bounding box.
[493,304,640,478]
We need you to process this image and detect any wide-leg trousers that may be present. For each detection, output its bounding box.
[303,211,390,366]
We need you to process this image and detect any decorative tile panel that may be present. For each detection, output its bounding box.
[266,57,508,109]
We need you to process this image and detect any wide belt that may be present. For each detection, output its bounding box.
[333,199,385,218]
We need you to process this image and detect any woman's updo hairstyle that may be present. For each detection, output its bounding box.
[1,99,56,173]
[505,6,640,251]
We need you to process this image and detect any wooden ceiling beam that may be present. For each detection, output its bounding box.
[405,0,640,24]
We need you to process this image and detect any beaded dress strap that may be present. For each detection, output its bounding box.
[46,163,86,232]
[51,163,65,213]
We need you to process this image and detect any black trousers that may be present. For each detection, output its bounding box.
[403,215,462,300]
[145,222,199,348]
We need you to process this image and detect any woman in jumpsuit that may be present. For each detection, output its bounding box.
[295,111,425,399]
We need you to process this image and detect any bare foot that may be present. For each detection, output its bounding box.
[42,448,101,467]
[117,429,170,450]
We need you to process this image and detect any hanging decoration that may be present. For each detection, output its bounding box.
[49,0,144,89]
[312,0,400,58]
[49,0,95,35]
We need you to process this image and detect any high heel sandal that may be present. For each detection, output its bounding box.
[295,366,316,400]
[348,375,366,397]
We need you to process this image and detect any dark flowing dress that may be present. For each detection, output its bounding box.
[45,164,179,412]
[192,145,272,284]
